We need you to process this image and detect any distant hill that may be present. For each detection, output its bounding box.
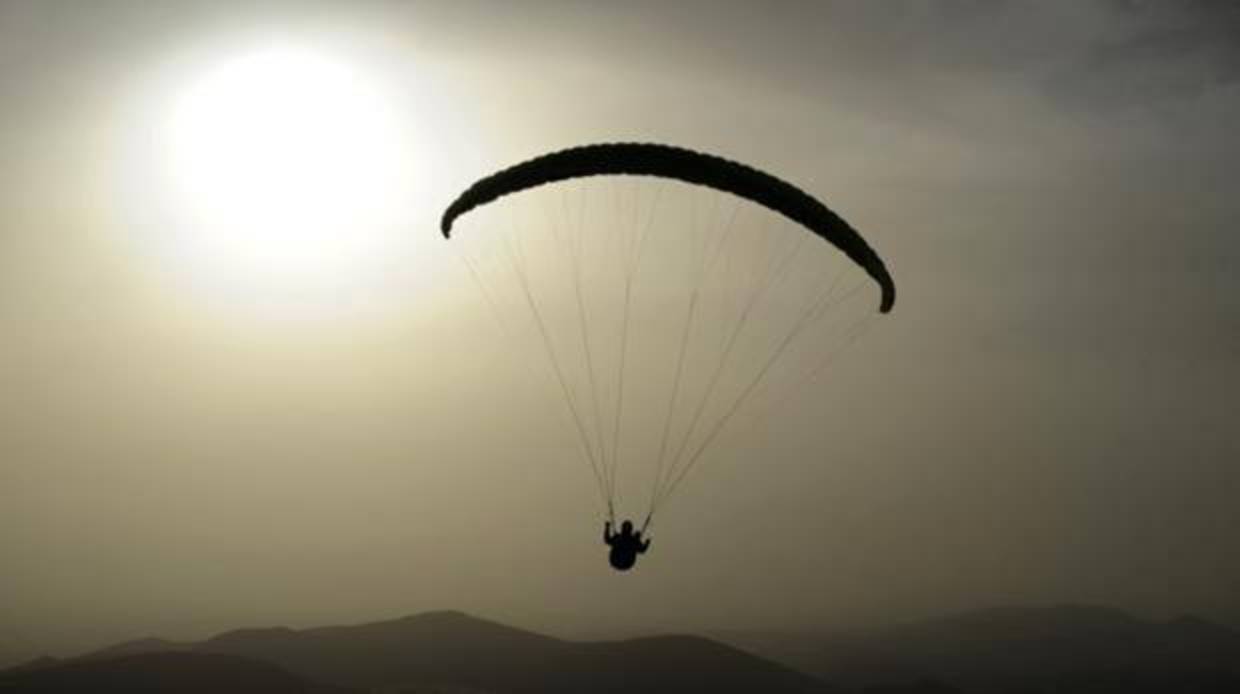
[14,610,832,694]
[0,655,62,676]
[13,605,1240,693]
[193,611,832,693]
[0,651,356,693]
[81,636,195,661]
[715,604,1240,693]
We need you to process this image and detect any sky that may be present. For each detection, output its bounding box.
[2,0,1238,664]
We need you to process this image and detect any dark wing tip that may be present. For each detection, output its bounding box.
[876,266,896,313]
[879,285,895,313]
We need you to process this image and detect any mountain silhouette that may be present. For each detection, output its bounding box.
[12,606,1239,693]
[81,636,194,661]
[0,655,63,675]
[0,651,357,693]
[20,610,832,693]
[717,604,1240,693]
[194,611,832,693]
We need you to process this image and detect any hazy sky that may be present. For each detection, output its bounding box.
[2,0,1238,664]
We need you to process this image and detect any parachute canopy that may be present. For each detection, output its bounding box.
[441,142,895,313]
[441,142,896,531]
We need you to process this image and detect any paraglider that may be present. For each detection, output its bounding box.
[442,143,894,571]
[604,520,651,571]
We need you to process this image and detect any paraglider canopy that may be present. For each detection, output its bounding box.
[441,142,894,313]
[441,142,896,544]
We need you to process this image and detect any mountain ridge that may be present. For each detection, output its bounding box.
[5,609,831,693]
[0,651,357,693]
[714,603,1240,693]
[9,605,1240,693]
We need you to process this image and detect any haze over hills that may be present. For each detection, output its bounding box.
[0,651,357,694]
[3,610,832,694]
[715,604,1240,694]
[7,606,1240,693]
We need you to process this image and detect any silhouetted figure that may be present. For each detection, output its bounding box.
[604,520,650,571]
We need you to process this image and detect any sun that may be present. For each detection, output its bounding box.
[156,43,413,306]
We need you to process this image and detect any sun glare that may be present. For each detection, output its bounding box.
[158,43,412,305]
